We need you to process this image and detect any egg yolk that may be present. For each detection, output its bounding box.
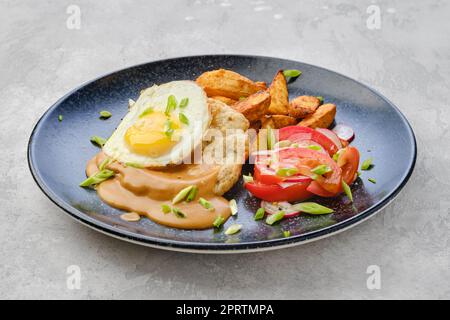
[125,111,181,157]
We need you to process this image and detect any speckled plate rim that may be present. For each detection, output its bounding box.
[27,54,417,253]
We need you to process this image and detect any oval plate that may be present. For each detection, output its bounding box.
[28,55,416,253]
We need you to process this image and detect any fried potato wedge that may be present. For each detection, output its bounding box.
[289,95,321,118]
[267,71,289,115]
[232,90,271,122]
[261,115,297,129]
[196,69,263,100]
[298,103,336,128]
[211,96,237,106]
[255,81,267,90]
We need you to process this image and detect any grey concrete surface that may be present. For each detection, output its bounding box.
[0,0,449,300]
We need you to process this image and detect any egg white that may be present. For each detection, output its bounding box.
[103,80,210,167]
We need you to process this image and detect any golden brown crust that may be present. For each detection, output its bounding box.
[196,69,263,100]
[261,115,297,129]
[231,90,271,122]
[267,71,289,115]
[298,103,336,128]
[289,95,321,118]
[210,96,237,106]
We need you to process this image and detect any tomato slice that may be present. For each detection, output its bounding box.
[245,181,313,202]
[306,181,336,197]
[277,148,342,194]
[337,146,360,184]
[278,126,339,156]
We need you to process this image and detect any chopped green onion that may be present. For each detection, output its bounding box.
[311,164,332,175]
[213,215,225,228]
[291,143,299,148]
[172,207,186,218]
[179,97,189,108]
[265,211,285,225]
[361,158,373,170]
[317,96,324,104]
[276,167,299,177]
[357,171,362,177]
[243,174,254,183]
[307,145,322,151]
[90,135,107,147]
[368,178,377,184]
[58,115,63,122]
[186,186,198,202]
[225,224,242,235]
[80,169,114,188]
[179,112,189,125]
[239,96,247,101]
[332,149,344,162]
[283,230,291,237]
[254,208,265,220]
[125,162,144,168]
[199,197,214,210]
[229,199,238,216]
[99,110,112,119]
[165,95,177,115]
[342,180,353,202]
[161,204,172,214]
[282,69,302,78]
[267,127,276,150]
[139,107,154,118]
[164,119,174,138]
[98,157,111,171]
[172,185,194,204]
[293,202,334,215]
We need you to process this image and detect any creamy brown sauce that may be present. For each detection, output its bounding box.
[86,152,231,229]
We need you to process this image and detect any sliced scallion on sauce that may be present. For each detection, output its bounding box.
[283,230,291,238]
[161,204,172,214]
[125,162,144,168]
[199,197,214,211]
[225,224,242,235]
[172,207,186,218]
[342,180,353,202]
[186,186,198,202]
[79,169,114,188]
[265,211,285,225]
[172,185,194,204]
[98,157,111,171]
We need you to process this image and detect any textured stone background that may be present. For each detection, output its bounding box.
[1,0,449,299]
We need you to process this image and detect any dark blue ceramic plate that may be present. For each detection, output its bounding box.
[28,55,416,253]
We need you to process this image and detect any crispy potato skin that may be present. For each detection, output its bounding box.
[211,95,237,106]
[196,69,263,100]
[255,81,267,90]
[261,115,297,129]
[267,71,289,115]
[289,95,321,118]
[298,103,336,128]
[231,90,271,122]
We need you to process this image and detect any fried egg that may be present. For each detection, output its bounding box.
[103,81,210,167]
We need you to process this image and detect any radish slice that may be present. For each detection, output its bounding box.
[332,124,355,142]
[315,128,343,149]
[261,201,301,218]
